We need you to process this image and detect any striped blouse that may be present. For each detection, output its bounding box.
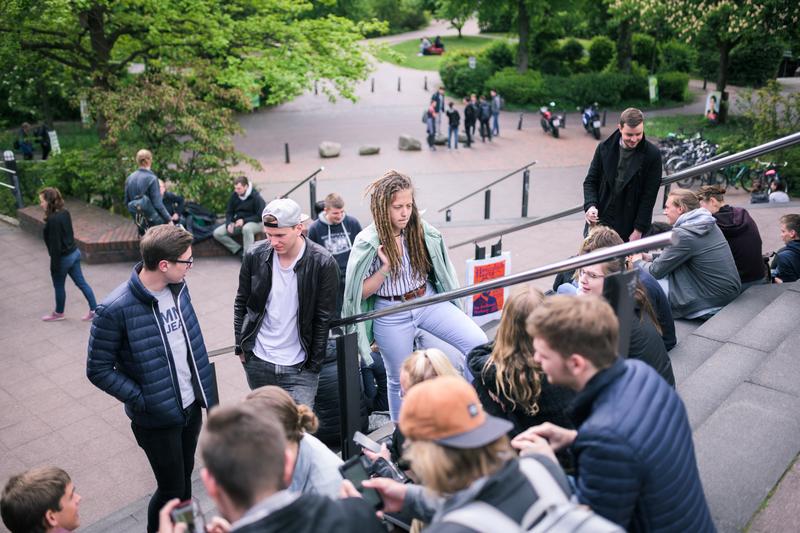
[366,234,428,297]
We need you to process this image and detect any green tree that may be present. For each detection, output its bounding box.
[437,0,477,38]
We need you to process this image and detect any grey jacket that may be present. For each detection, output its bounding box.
[124,168,171,223]
[639,208,740,318]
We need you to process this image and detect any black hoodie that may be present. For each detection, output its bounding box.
[713,205,764,283]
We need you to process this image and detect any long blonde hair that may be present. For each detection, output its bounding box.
[485,288,544,415]
[402,348,460,388]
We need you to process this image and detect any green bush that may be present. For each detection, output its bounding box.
[632,33,658,72]
[484,68,545,105]
[439,52,494,98]
[728,38,784,87]
[588,36,615,71]
[372,0,430,33]
[657,72,690,102]
[481,40,516,71]
[561,38,585,64]
[659,41,696,73]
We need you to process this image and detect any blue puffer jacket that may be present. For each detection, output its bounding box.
[570,359,714,532]
[87,264,217,428]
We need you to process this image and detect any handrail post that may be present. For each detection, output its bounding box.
[335,330,362,460]
[484,189,491,219]
[521,168,530,217]
[3,151,23,209]
[284,143,290,164]
[446,208,452,222]
[518,113,523,130]
[309,177,318,220]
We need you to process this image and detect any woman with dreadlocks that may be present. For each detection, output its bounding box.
[342,170,488,420]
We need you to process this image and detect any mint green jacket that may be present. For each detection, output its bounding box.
[341,221,461,363]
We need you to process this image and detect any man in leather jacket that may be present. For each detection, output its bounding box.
[234,198,339,409]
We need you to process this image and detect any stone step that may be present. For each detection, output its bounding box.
[667,333,724,385]
[726,287,800,353]
[749,328,800,399]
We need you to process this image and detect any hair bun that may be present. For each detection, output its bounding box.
[296,404,319,434]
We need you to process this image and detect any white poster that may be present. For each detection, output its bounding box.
[48,130,61,155]
[465,252,511,326]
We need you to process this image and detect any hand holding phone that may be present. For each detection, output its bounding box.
[339,455,384,509]
[353,431,382,454]
[169,499,205,533]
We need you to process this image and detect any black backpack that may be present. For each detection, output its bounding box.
[183,201,218,242]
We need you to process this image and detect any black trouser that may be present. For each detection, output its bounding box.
[479,119,492,141]
[131,402,202,533]
[464,121,474,147]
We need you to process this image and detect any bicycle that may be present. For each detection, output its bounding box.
[709,162,756,191]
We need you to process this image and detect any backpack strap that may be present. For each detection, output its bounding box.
[516,458,571,529]
[441,501,522,533]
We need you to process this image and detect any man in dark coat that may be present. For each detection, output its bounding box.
[583,108,662,241]
[773,214,800,283]
[515,296,714,532]
[124,149,173,235]
[212,176,266,257]
[462,97,476,147]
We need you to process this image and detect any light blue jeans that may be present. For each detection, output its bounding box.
[372,283,488,420]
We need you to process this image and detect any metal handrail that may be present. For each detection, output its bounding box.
[280,166,324,198]
[332,232,675,327]
[437,161,537,212]
[449,131,800,249]
[207,232,675,357]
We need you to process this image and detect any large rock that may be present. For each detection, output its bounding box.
[458,132,469,143]
[398,135,422,151]
[359,145,380,156]
[319,141,341,158]
[434,133,448,145]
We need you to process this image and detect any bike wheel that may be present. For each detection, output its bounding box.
[674,161,695,188]
[552,126,559,138]
[593,127,601,140]
[540,118,548,133]
[739,169,757,192]
[712,171,729,188]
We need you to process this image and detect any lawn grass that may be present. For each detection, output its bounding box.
[375,35,498,71]
[0,121,99,156]
[645,114,751,146]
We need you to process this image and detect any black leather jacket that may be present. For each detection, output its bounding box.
[234,237,340,372]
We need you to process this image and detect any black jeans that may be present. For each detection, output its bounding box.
[131,402,202,533]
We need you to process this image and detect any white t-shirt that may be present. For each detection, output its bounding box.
[254,241,306,366]
[153,288,195,408]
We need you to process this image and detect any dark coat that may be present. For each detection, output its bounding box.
[234,238,340,372]
[464,103,477,125]
[233,493,385,533]
[713,205,764,283]
[628,308,675,386]
[467,342,575,436]
[570,359,714,532]
[447,108,460,128]
[42,209,77,273]
[124,168,171,223]
[639,269,677,350]
[583,130,663,240]
[224,188,266,225]
[774,240,800,282]
[87,264,217,429]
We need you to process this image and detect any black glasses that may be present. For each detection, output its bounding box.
[173,257,194,267]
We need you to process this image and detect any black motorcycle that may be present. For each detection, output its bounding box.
[539,102,563,139]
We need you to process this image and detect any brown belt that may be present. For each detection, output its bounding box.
[378,285,426,302]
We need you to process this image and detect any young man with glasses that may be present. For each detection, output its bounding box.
[87,224,217,533]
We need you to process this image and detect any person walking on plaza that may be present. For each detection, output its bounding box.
[490,89,501,136]
[583,108,662,241]
[213,176,266,257]
[87,224,217,533]
[516,296,714,532]
[307,192,363,316]
[342,170,488,421]
[431,86,446,133]
[234,198,339,409]
[463,97,475,148]
[425,101,437,151]
[1,467,82,533]
[124,149,172,236]
[478,95,492,142]
[39,187,97,322]
[446,101,460,150]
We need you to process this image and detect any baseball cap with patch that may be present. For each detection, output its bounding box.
[262,198,303,227]
[399,375,513,449]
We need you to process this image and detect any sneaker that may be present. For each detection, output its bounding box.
[42,312,65,322]
[82,310,96,322]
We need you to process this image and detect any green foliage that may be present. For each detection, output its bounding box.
[436,0,477,36]
[657,72,690,102]
[372,0,430,33]
[588,36,615,71]
[378,36,495,71]
[561,38,585,64]
[476,2,514,33]
[484,68,545,105]
[659,41,697,74]
[537,72,648,108]
[728,38,785,87]
[632,33,657,72]
[439,51,494,97]
[481,40,516,71]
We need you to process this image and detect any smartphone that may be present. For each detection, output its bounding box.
[353,431,382,454]
[339,455,384,509]
[170,499,205,533]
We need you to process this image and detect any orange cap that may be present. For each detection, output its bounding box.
[399,376,512,448]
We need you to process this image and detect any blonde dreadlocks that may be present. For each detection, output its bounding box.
[366,170,432,279]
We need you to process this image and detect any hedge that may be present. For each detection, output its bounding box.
[484,68,546,105]
[588,36,615,72]
[439,52,495,98]
[660,41,697,74]
[657,72,690,102]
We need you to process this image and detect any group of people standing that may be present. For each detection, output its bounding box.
[425,86,501,151]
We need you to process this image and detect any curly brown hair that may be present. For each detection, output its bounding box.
[39,187,64,220]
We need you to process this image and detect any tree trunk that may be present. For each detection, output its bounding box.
[516,0,530,72]
[616,19,632,73]
[82,4,113,139]
[717,42,731,123]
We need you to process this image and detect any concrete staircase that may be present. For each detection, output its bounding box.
[670,282,800,532]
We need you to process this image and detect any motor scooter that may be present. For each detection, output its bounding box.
[539,102,563,139]
[580,102,602,140]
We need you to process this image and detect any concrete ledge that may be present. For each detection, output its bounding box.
[750,330,800,398]
[728,290,800,352]
[668,334,724,385]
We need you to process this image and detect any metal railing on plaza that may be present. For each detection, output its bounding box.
[448,131,800,250]
[280,166,324,220]
[438,161,537,221]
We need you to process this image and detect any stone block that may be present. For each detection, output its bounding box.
[728,290,800,352]
[398,135,421,151]
[667,334,723,385]
[318,141,341,158]
[433,133,448,145]
[458,132,469,143]
[693,284,791,343]
[358,145,380,156]
[750,330,800,397]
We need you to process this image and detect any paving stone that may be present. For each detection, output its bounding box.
[693,382,800,531]
[747,456,800,533]
[666,334,724,385]
[0,417,52,449]
[749,330,800,398]
[678,343,768,430]
[728,290,800,352]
